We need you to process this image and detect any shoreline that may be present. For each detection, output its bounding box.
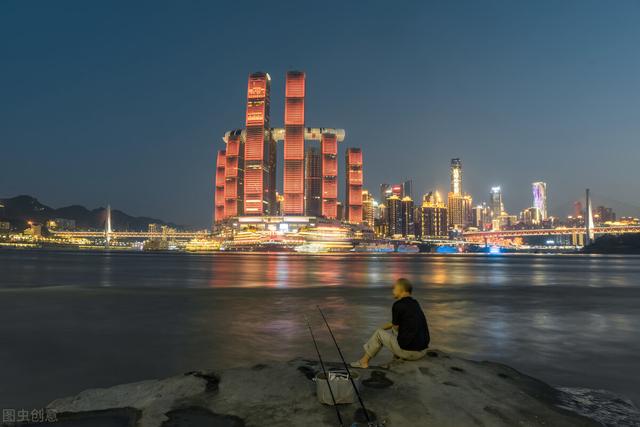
[41,351,639,426]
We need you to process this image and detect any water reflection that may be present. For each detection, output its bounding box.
[1,251,639,409]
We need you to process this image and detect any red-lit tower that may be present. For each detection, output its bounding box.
[345,148,363,223]
[224,132,244,217]
[214,150,226,222]
[321,133,338,219]
[244,72,275,215]
[283,71,306,215]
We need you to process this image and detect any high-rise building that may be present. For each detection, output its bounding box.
[402,180,413,200]
[214,150,226,222]
[386,195,402,237]
[490,186,504,216]
[345,148,363,223]
[450,158,463,195]
[244,72,276,215]
[448,193,472,228]
[362,190,375,227]
[447,158,471,228]
[532,182,547,220]
[401,196,415,237]
[380,184,391,204]
[283,71,305,215]
[594,206,616,224]
[321,133,338,219]
[419,191,448,239]
[521,207,542,226]
[224,132,244,217]
[376,203,387,236]
[471,203,491,230]
[304,146,322,217]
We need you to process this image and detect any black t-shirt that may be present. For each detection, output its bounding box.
[392,297,430,351]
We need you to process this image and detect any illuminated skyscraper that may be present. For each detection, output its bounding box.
[380,183,391,204]
[244,72,275,215]
[345,148,363,223]
[420,191,448,238]
[532,182,547,220]
[401,196,415,237]
[283,71,305,215]
[386,195,402,237]
[224,132,244,217]
[490,186,504,216]
[362,190,375,227]
[447,193,472,229]
[447,157,471,228]
[304,146,322,217]
[450,158,462,195]
[321,133,338,219]
[214,150,226,222]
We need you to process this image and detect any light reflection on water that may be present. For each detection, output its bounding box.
[0,250,639,409]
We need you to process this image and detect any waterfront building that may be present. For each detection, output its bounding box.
[244,72,276,215]
[376,202,388,236]
[321,133,338,219]
[216,72,348,226]
[471,203,491,230]
[521,207,542,226]
[214,150,226,222]
[362,190,375,227]
[594,206,616,224]
[224,131,244,217]
[304,146,322,217]
[420,191,448,239]
[448,193,472,229]
[386,195,402,237]
[345,148,363,223]
[532,182,547,220]
[283,71,305,215]
[401,196,415,238]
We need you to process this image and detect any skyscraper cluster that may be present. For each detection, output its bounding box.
[374,157,555,239]
[214,71,364,225]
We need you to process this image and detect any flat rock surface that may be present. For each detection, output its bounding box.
[38,350,637,426]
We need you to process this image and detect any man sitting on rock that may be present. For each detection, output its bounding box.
[351,278,430,368]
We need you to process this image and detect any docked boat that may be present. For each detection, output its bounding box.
[397,244,420,253]
[352,243,395,253]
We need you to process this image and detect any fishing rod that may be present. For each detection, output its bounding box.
[317,305,373,426]
[305,316,344,427]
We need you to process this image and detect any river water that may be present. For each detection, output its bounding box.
[1,249,639,409]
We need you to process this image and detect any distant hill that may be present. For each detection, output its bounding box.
[0,195,180,231]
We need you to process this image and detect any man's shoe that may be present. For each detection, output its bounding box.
[350,361,367,368]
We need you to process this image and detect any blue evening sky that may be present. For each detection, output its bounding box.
[1,0,639,226]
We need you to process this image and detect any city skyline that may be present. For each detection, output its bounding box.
[2,1,640,227]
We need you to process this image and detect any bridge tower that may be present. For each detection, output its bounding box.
[585,189,595,246]
[105,204,112,248]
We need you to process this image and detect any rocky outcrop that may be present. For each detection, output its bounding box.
[43,350,634,426]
